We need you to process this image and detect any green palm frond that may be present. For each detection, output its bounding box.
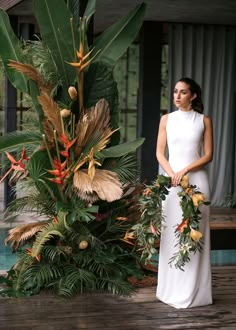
[97,277,135,296]
[0,130,41,154]
[31,222,66,257]
[23,262,63,291]
[43,245,72,262]
[6,192,56,217]
[103,155,138,183]
[58,265,96,297]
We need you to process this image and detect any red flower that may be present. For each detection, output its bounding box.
[47,159,70,185]
[176,219,189,233]
[59,134,77,159]
[0,148,29,184]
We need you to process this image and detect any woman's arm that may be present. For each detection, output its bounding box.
[156,114,175,177]
[172,116,213,185]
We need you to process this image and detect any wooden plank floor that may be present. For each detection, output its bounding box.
[0,267,236,330]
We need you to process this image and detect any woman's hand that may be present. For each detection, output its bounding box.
[171,169,187,186]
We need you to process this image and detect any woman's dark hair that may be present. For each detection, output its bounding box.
[177,77,204,114]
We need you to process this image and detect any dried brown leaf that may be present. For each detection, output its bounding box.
[38,92,62,135]
[5,221,48,251]
[73,169,123,202]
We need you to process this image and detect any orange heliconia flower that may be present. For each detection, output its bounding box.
[59,134,77,159]
[0,148,29,184]
[47,158,70,185]
[176,219,189,233]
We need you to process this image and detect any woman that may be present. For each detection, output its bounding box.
[156,77,213,308]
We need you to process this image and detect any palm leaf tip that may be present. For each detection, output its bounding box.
[73,169,123,202]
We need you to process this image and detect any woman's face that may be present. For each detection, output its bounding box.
[173,81,196,110]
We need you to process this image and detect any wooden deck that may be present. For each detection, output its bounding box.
[0,266,236,330]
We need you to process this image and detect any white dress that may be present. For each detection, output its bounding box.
[156,109,212,309]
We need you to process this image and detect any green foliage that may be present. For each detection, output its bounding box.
[0,0,146,298]
[93,3,146,67]
[130,175,210,271]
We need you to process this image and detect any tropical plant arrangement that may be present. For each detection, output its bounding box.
[128,174,210,271]
[0,0,147,297]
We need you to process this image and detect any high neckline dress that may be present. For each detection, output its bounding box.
[156,109,212,309]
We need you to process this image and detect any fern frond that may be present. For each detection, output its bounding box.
[31,223,66,257]
[97,277,135,296]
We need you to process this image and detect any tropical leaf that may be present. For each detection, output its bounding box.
[0,130,42,154]
[31,223,65,257]
[92,3,146,67]
[34,0,80,102]
[103,155,138,183]
[97,137,145,158]
[97,277,134,296]
[0,9,28,92]
[84,62,119,128]
[83,0,96,26]
[58,266,96,297]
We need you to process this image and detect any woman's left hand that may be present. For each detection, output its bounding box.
[171,169,187,186]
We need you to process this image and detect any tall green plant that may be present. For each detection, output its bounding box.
[0,0,146,297]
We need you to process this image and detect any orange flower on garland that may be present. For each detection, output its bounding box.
[176,219,189,233]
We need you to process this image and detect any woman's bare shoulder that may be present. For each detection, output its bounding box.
[203,115,212,124]
[160,113,169,125]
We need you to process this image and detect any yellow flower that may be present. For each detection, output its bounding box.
[191,193,206,206]
[190,228,203,242]
[180,175,189,189]
[185,187,193,196]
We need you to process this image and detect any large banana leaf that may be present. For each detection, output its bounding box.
[97,138,145,158]
[84,62,119,128]
[0,131,42,153]
[0,9,28,92]
[92,3,146,67]
[34,0,80,102]
[67,0,96,28]
[0,9,44,122]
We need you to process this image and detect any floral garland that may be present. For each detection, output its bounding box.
[128,175,210,271]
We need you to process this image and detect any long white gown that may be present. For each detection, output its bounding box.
[156,109,212,309]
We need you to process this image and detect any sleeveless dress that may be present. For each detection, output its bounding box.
[156,109,212,309]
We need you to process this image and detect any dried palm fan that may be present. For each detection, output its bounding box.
[74,99,111,157]
[5,221,48,251]
[73,168,123,202]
